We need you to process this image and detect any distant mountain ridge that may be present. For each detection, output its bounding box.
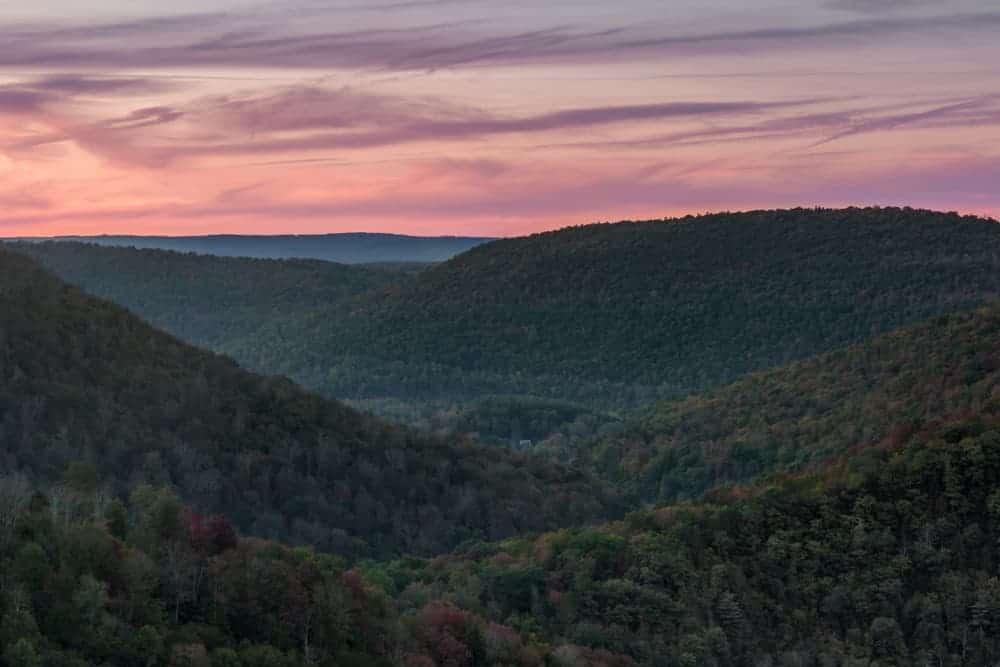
[9,232,494,263]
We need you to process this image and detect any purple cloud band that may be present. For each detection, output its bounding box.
[0,10,997,71]
[1,80,833,166]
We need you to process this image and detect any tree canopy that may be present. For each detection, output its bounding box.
[566,301,1000,504]
[0,249,620,559]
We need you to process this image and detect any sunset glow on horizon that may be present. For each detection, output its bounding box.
[1,0,998,237]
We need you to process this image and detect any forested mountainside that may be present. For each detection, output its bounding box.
[6,409,999,666]
[16,232,493,263]
[355,396,624,449]
[564,302,1000,505]
[0,249,619,559]
[11,242,401,377]
[20,208,1000,425]
[7,211,1000,666]
[358,411,1000,666]
[13,243,629,443]
[349,207,1000,406]
[434,397,623,448]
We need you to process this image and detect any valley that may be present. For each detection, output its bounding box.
[4,207,1000,665]
[3,0,998,661]
[17,207,1000,441]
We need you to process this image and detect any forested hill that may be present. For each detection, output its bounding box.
[0,248,619,558]
[363,409,1000,666]
[565,302,1000,505]
[18,207,1000,419]
[11,242,401,373]
[6,406,1000,666]
[351,207,1000,405]
[14,232,492,263]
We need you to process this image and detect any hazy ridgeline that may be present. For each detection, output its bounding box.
[11,232,494,264]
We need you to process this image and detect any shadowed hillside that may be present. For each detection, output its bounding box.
[10,242,401,377]
[564,301,1000,505]
[0,248,620,558]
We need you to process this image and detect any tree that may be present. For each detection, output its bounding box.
[0,474,31,549]
[870,617,907,662]
[2,638,42,667]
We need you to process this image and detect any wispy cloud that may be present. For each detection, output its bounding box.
[26,74,175,96]
[0,74,176,119]
[4,152,998,235]
[612,12,1000,57]
[1,82,827,167]
[0,10,997,71]
[0,87,50,114]
[524,96,1000,154]
[824,0,940,13]
[0,186,51,211]
[810,96,999,146]
[7,72,1000,172]
[186,97,820,156]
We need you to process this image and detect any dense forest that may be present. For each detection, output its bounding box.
[9,243,401,377]
[0,249,620,558]
[361,410,1000,666]
[19,208,1000,430]
[565,302,1000,504]
[5,409,1000,665]
[7,208,1000,665]
[15,233,492,263]
[347,208,1000,406]
[354,396,624,449]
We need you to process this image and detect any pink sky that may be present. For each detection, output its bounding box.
[0,0,998,236]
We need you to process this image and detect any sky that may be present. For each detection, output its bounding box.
[0,0,998,237]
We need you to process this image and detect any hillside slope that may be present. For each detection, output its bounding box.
[564,302,1000,505]
[0,249,619,558]
[6,412,1000,666]
[365,410,1000,665]
[11,242,400,382]
[20,208,1000,418]
[351,207,1000,405]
